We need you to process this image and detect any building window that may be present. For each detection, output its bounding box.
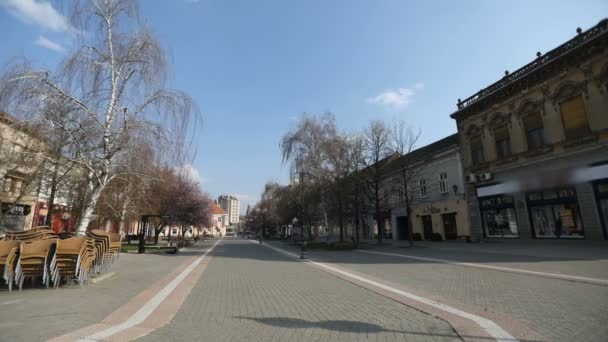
[2,176,22,194]
[559,95,590,140]
[397,187,404,201]
[522,113,545,150]
[419,179,427,197]
[527,188,584,238]
[439,172,448,194]
[479,195,519,237]
[470,136,484,164]
[493,125,511,159]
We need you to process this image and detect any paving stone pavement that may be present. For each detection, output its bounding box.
[139,239,462,342]
[0,248,196,342]
[365,240,608,279]
[273,241,608,342]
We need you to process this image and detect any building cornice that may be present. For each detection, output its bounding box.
[451,18,608,121]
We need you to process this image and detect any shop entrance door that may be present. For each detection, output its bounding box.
[442,213,458,240]
[396,216,409,240]
[421,215,433,240]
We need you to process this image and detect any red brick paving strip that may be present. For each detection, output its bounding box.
[47,247,215,342]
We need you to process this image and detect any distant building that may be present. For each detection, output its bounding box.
[451,19,608,241]
[211,204,228,236]
[359,134,469,241]
[0,112,42,233]
[218,195,240,224]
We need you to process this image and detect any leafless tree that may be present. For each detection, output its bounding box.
[362,120,394,244]
[0,0,199,236]
[391,120,421,246]
[280,112,337,239]
[347,133,366,246]
[323,134,355,241]
[96,139,156,235]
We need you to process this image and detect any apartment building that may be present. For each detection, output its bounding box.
[218,194,240,224]
[0,112,42,233]
[451,19,608,241]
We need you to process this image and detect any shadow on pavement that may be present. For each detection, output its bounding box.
[233,316,535,341]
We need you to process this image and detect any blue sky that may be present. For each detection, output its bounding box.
[1,0,606,212]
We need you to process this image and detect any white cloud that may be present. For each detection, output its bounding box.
[367,83,424,109]
[1,0,70,32]
[34,35,65,53]
[233,193,250,200]
[174,163,204,184]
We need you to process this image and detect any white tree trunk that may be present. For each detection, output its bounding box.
[118,201,127,236]
[75,185,103,236]
[320,192,330,241]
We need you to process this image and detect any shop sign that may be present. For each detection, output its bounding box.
[1,203,32,216]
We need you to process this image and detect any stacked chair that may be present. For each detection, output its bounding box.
[50,237,91,287]
[87,230,121,275]
[4,227,57,241]
[14,239,57,290]
[0,227,122,292]
[1,240,21,292]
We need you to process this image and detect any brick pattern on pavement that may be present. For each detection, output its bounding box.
[139,239,461,342]
[282,242,608,342]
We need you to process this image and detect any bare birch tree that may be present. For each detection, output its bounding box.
[280,112,337,239]
[0,0,198,235]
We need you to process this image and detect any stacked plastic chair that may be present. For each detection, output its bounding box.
[14,239,57,291]
[4,227,57,241]
[86,230,121,275]
[50,237,89,287]
[1,240,21,292]
[1,228,122,291]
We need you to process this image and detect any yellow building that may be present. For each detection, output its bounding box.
[451,19,608,240]
[362,134,470,241]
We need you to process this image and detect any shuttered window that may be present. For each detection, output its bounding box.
[523,113,545,150]
[559,96,590,140]
[494,126,511,159]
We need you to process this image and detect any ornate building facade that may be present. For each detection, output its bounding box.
[452,19,608,241]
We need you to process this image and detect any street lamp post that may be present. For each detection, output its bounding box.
[247,217,253,238]
[293,217,306,259]
[256,207,266,244]
[293,166,312,259]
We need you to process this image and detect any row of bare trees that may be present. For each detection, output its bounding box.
[248,113,421,246]
[0,0,207,237]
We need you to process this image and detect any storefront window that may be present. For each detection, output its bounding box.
[479,195,519,237]
[595,181,608,239]
[527,187,584,238]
